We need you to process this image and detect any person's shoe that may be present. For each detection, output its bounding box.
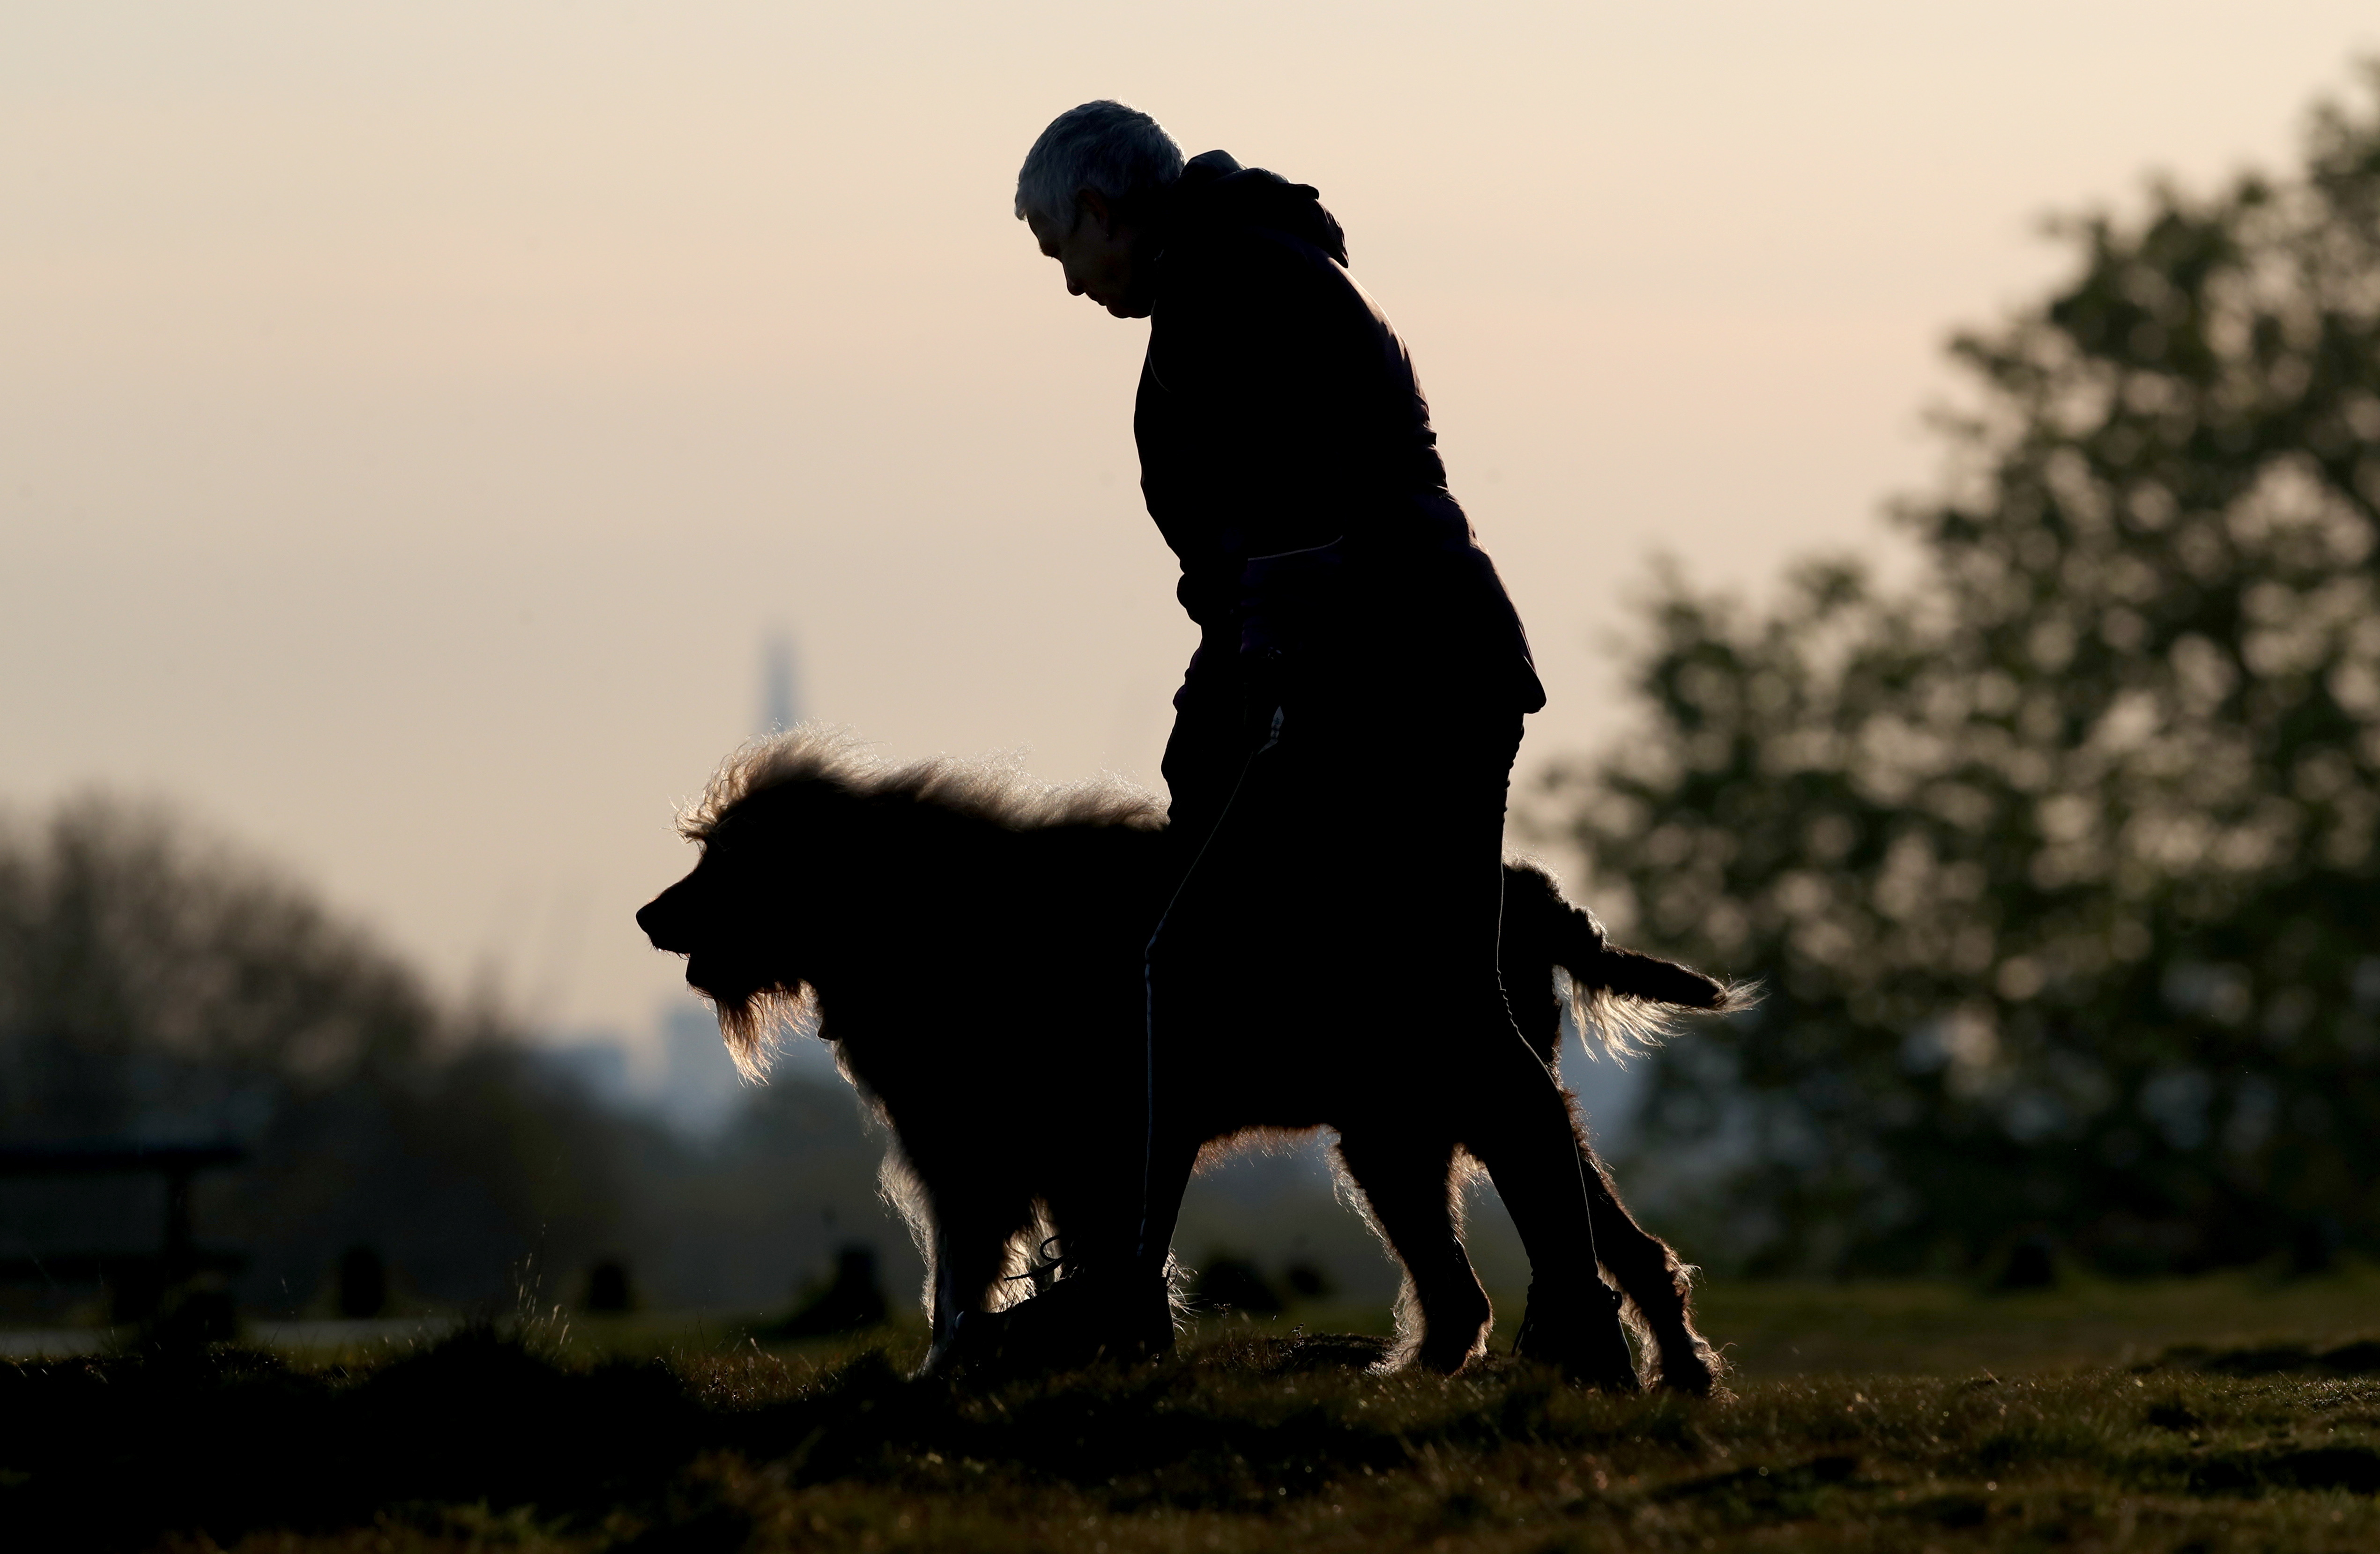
[1513,1278,1640,1390]
[963,1267,1174,1378]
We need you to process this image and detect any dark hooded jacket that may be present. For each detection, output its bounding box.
[1137,150,1546,721]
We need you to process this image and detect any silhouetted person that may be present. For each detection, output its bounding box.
[337,1243,388,1319]
[1190,1253,1283,1317]
[1009,101,1633,1382]
[111,1265,166,1326]
[1994,1236,2058,1291]
[584,1257,635,1314]
[769,1244,889,1339]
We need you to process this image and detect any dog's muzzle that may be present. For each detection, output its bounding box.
[636,892,692,953]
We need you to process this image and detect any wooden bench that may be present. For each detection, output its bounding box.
[0,1141,249,1325]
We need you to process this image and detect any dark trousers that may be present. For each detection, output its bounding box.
[1132,676,1602,1290]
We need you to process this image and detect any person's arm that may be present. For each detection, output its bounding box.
[1151,235,1375,556]
[1151,236,1386,669]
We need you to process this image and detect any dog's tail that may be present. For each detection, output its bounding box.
[1508,861,1756,1058]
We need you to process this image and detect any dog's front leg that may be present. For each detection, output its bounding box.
[1335,1128,1491,1374]
[920,1225,967,1375]
[918,1191,1031,1378]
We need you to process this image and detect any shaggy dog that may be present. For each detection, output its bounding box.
[637,730,1741,1390]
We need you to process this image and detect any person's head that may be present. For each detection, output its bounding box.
[1015,100,1183,318]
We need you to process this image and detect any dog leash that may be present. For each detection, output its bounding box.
[1134,703,1284,1269]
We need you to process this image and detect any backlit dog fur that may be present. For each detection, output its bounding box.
[640,728,1742,1388]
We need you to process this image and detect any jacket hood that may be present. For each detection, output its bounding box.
[1165,149,1349,266]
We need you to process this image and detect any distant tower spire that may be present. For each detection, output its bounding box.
[760,630,801,734]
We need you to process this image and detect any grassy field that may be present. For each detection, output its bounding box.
[5,1273,2378,1553]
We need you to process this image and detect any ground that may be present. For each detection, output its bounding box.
[4,1272,2378,1552]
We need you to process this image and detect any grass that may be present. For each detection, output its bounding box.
[6,1274,2379,1552]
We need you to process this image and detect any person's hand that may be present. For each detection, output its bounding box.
[1240,645,1291,742]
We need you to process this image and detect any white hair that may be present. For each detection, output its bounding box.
[1014,100,1185,229]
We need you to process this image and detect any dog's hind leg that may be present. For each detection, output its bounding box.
[1498,868,1722,1390]
[1574,1128,1724,1395]
[1334,1130,1491,1375]
[1450,1026,1641,1389]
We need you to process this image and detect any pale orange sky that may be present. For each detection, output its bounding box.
[6,3,2376,1055]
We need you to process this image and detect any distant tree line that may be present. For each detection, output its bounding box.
[0,795,907,1317]
[1548,69,2380,1277]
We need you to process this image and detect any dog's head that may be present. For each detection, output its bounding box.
[641,724,1164,1076]
[638,778,863,1077]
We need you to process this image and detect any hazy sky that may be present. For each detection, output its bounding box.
[6,3,2376,1053]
